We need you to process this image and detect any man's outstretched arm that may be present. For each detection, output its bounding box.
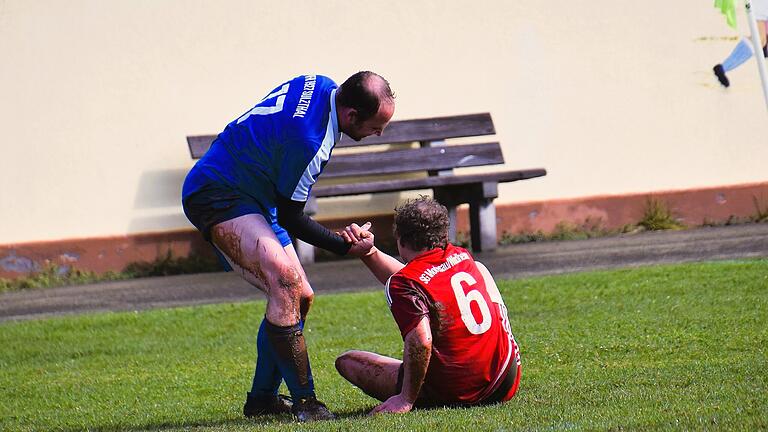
[277,196,373,257]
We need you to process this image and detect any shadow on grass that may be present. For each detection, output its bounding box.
[64,407,375,432]
[62,416,283,432]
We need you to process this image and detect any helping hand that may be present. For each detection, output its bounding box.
[340,222,376,257]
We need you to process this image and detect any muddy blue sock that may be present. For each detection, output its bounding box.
[249,317,283,398]
[263,319,315,400]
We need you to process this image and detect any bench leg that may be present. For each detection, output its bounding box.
[295,195,317,264]
[446,205,457,243]
[469,198,497,252]
[294,239,315,264]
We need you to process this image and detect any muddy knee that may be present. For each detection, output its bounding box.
[274,264,303,307]
[335,352,351,375]
[277,263,302,288]
[266,264,304,326]
[335,350,362,375]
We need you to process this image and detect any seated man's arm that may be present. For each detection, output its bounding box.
[361,247,405,284]
[370,316,432,415]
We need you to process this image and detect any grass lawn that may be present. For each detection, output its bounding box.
[1,260,766,431]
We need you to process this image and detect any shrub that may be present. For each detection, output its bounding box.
[637,197,685,231]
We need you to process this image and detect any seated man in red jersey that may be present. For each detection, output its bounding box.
[335,196,521,414]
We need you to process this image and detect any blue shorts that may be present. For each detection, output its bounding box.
[182,181,292,248]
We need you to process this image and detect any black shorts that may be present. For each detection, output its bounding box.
[182,182,291,247]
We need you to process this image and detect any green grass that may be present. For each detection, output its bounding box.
[1,260,767,431]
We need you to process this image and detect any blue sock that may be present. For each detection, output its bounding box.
[722,38,755,72]
[263,319,316,400]
[249,318,283,398]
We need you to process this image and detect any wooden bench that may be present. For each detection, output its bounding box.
[187,113,546,262]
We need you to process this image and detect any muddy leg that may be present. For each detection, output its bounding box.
[335,350,401,401]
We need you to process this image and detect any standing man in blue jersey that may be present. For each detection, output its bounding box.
[182,72,394,422]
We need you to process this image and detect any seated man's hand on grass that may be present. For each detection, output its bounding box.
[369,394,414,415]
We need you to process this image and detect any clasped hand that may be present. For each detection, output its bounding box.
[339,222,376,257]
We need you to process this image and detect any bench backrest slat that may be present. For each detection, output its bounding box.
[322,142,503,179]
[186,113,495,159]
[187,135,215,159]
[336,112,495,148]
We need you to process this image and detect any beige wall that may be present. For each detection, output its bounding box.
[1,0,766,245]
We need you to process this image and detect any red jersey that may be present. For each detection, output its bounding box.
[385,244,520,405]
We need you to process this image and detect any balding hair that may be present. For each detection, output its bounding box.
[337,71,395,122]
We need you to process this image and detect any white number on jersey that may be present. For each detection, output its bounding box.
[450,272,492,335]
[236,83,290,124]
[476,262,512,336]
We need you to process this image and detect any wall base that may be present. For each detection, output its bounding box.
[2,182,766,279]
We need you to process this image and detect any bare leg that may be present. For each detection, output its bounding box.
[335,350,401,401]
[212,214,303,327]
[282,243,315,321]
[212,213,334,420]
[760,20,766,49]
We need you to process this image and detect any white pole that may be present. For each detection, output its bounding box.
[744,0,768,111]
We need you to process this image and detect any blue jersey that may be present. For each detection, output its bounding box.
[182,75,341,206]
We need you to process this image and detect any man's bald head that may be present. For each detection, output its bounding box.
[337,71,395,122]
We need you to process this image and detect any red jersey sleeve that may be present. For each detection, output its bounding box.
[386,274,430,339]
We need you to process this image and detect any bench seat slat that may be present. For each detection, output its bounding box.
[323,142,503,178]
[312,168,547,198]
